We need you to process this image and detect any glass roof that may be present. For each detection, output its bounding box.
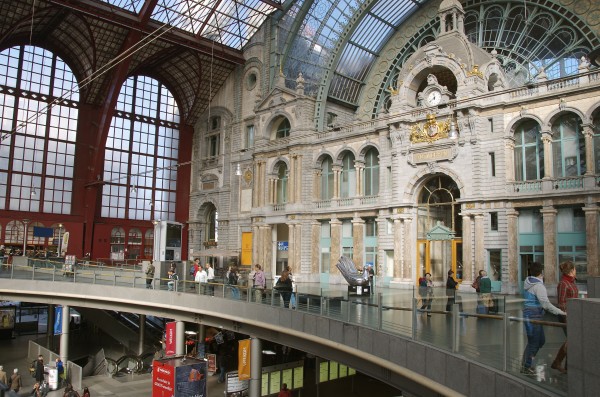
[98,0,281,50]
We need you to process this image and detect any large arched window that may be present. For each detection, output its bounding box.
[593,111,600,174]
[276,162,288,204]
[514,120,544,181]
[320,156,334,200]
[340,152,356,198]
[364,148,379,196]
[276,118,291,138]
[551,114,585,177]
[101,75,180,221]
[0,45,79,214]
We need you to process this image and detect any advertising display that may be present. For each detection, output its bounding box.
[54,306,63,335]
[238,339,251,380]
[152,357,207,397]
[165,322,176,356]
[207,354,216,375]
[225,371,249,397]
[0,306,15,330]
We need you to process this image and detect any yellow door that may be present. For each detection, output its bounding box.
[417,239,462,284]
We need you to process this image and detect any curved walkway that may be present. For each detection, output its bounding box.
[0,261,568,397]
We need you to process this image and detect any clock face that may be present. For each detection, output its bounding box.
[427,90,441,106]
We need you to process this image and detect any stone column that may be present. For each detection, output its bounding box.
[289,155,296,203]
[541,131,553,179]
[287,222,296,272]
[311,221,320,275]
[330,218,341,274]
[252,224,260,267]
[540,206,558,284]
[332,165,341,199]
[506,209,519,291]
[474,213,485,275]
[352,216,365,268]
[583,125,595,175]
[461,213,473,283]
[355,161,364,196]
[584,204,599,276]
[294,154,302,203]
[313,169,322,200]
[260,225,273,274]
[504,137,515,182]
[402,215,413,279]
[175,321,185,356]
[393,218,403,279]
[294,222,302,275]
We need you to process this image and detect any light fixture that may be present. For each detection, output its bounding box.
[449,120,458,139]
[131,185,137,194]
[184,330,197,335]
[235,163,242,176]
[31,187,37,197]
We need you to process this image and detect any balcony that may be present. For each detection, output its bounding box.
[511,175,598,195]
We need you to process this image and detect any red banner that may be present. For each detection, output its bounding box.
[238,339,251,380]
[165,321,176,356]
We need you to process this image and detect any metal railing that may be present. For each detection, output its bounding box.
[4,260,569,396]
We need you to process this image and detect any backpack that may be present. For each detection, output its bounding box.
[471,276,480,291]
[189,263,197,276]
[418,277,427,287]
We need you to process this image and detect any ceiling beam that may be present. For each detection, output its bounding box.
[46,0,245,64]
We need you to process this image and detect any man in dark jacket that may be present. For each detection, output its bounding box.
[34,355,45,383]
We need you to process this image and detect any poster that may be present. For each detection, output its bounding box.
[54,306,63,335]
[207,354,216,374]
[269,371,280,394]
[238,339,251,380]
[281,369,292,389]
[293,367,303,389]
[165,322,176,356]
[152,357,207,397]
[0,307,15,330]
[225,371,249,397]
[329,361,338,380]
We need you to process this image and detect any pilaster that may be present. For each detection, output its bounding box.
[461,213,473,283]
[583,125,594,176]
[402,215,413,280]
[393,218,403,279]
[311,221,321,275]
[584,204,599,276]
[352,216,365,268]
[330,218,342,274]
[504,137,515,182]
[506,210,519,289]
[541,131,553,179]
[474,213,485,274]
[540,206,558,284]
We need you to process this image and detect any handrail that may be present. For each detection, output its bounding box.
[3,259,569,396]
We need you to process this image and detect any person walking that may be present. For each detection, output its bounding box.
[34,355,45,384]
[278,383,293,397]
[55,358,65,387]
[9,368,22,393]
[228,266,240,300]
[194,265,208,294]
[445,269,458,312]
[274,270,293,308]
[419,273,433,316]
[206,263,215,296]
[0,365,7,386]
[252,264,266,303]
[286,265,297,309]
[478,270,493,314]
[551,261,578,374]
[145,262,155,289]
[521,261,566,375]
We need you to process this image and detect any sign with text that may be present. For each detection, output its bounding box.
[238,339,251,380]
[152,357,207,397]
[226,371,249,397]
[165,322,176,356]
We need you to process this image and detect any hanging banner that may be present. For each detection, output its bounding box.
[61,231,70,255]
[238,339,251,380]
[54,306,63,335]
[165,321,176,356]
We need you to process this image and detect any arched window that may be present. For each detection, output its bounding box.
[110,227,125,260]
[102,75,180,221]
[364,148,379,196]
[514,120,544,181]
[144,229,154,259]
[551,114,585,177]
[5,221,23,244]
[0,45,79,214]
[276,162,288,204]
[593,111,600,174]
[206,207,218,242]
[320,156,334,200]
[276,118,291,138]
[340,152,356,198]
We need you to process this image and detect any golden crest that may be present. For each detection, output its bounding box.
[410,114,451,143]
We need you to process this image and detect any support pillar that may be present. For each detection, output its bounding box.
[506,209,519,293]
[393,218,402,279]
[584,203,599,276]
[583,125,594,175]
[474,213,485,275]
[402,215,413,280]
[540,206,558,284]
[504,138,515,182]
[352,216,365,267]
[541,131,553,179]
[176,321,185,356]
[138,314,146,355]
[330,218,341,274]
[311,221,320,275]
[461,213,473,283]
[249,337,262,397]
[59,305,69,370]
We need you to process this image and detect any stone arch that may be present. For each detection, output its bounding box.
[544,107,588,129]
[270,157,291,175]
[584,101,600,122]
[357,143,381,162]
[505,114,544,137]
[403,167,466,203]
[334,147,359,165]
[314,151,335,169]
[265,112,293,140]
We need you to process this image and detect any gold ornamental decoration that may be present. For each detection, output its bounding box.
[410,114,451,144]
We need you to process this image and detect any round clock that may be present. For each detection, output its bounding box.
[427,90,441,106]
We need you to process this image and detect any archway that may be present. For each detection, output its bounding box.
[416,175,462,284]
